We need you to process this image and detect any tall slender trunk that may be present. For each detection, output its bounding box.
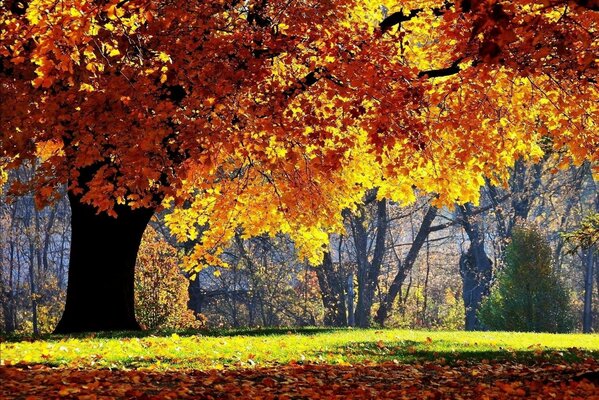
[346,273,355,327]
[2,213,17,333]
[583,248,595,333]
[28,240,39,335]
[54,192,154,334]
[41,207,57,272]
[421,238,431,327]
[58,221,68,290]
[8,239,18,332]
[580,175,598,333]
[353,208,371,328]
[375,206,437,326]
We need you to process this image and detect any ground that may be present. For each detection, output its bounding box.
[1,328,599,399]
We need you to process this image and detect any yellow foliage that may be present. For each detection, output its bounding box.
[135,226,204,330]
[1,0,597,271]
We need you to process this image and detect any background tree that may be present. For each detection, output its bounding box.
[314,252,349,327]
[456,201,502,331]
[478,226,575,333]
[347,196,388,327]
[135,226,203,330]
[563,210,599,332]
[376,203,439,326]
[563,213,599,253]
[2,164,596,334]
[0,166,70,334]
[185,233,323,328]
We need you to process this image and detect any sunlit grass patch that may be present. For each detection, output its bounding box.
[2,329,598,370]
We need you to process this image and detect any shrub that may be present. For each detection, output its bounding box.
[135,227,204,330]
[478,226,575,333]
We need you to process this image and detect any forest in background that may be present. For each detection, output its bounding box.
[1,157,596,335]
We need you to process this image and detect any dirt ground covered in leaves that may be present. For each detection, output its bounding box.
[2,360,599,399]
[3,330,599,398]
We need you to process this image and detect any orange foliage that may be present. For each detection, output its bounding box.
[2,360,599,398]
[1,0,597,269]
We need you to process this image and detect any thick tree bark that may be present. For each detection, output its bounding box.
[353,199,387,328]
[459,205,493,331]
[315,252,347,327]
[54,192,154,333]
[459,247,492,330]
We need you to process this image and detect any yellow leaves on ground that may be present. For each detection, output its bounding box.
[79,83,95,92]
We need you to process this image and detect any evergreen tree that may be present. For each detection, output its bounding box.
[479,227,574,333]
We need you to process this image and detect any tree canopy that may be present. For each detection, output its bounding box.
[1,0,598,272]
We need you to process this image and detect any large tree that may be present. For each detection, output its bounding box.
[1,0,597,332]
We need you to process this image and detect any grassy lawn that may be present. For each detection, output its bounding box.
[2,328,599,370]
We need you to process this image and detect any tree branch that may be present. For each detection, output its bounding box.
[574,0,599,12]
[379,9,422,32]
[428,193,510,232]
[379,2,454,32]
[283,3,460,99]
[283,67,343,99]
[418,57,463,78]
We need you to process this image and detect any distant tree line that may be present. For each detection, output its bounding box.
[1,159,596,334]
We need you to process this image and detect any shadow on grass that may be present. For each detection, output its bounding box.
[325,339,598,365]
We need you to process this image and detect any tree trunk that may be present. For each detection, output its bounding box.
[352,206,371,328]
[353,199,387,328]
[375,206,437,326]
[507,159,543,235]
[346,273,355,327]
[6,240,17,332]
[459,205,493,331]
[315,253,347,327]
[421,238,431,327]
[354,283,375,328]
[1,287,16,333]
[459,247,492,330]
[583,248,595,333]
[54,192,154,334]
[28,240,39,335]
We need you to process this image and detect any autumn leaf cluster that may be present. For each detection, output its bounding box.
[1,0,597,270]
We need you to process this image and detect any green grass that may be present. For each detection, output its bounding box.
[2,328,599,370]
